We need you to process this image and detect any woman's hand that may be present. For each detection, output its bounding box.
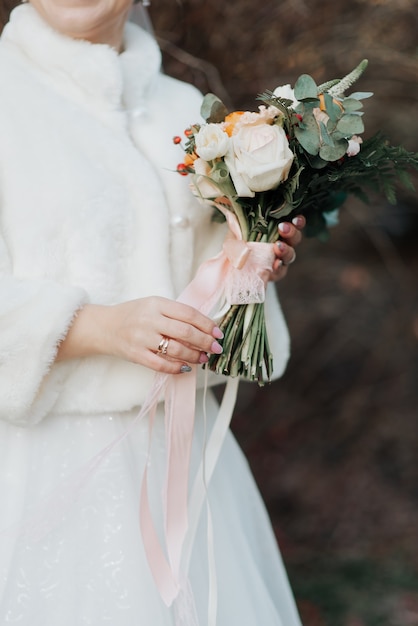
[270,215,306,281]
[56,297,224,375]
[56,218,306,372]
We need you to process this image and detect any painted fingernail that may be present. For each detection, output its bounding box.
[278,222,291,234]
[277,241,287,251]
[210,341,223,354]
[199,352,209,364]
[180,365,192,373]
[212,326,224,339]
[292,216,304,227]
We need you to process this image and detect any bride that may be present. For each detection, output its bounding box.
[0,0,304,623]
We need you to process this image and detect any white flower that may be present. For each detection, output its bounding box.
[190,158,222,199]
[273,84,299,108]
[224,122,294,197]
[194,124,230,161]
[346,135,363,157]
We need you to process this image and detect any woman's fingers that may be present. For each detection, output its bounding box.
[274,240,297,267]
[269,215,305,282]
[278,216,305,247]
[157,318,222,358]
[106,297,223,374]
[159,300,223,353]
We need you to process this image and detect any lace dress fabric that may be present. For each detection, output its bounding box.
[1,391,301,626]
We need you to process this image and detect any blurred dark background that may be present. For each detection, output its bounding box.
[149,1,418,624]
[2,1,417,623]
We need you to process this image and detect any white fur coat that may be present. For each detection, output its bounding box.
[0,5,290,427]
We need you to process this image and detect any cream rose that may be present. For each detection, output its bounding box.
[194,124,230,161]
[190,158,222,199]
[224,122,294,197]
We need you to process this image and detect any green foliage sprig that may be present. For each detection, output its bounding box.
[256,60,418,239]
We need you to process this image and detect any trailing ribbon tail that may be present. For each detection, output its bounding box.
[140,208,276,618]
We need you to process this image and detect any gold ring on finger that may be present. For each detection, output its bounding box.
[157,336,170,355]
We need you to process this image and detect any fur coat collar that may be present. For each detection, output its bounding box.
[2,4,161,115]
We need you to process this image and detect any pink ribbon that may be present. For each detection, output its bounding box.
[140,205,276,608]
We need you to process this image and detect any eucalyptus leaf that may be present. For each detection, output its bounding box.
[319,121,334,146]
[337,114,365,136]
[319,139,348,161]
[331,130,347,142]
[200,93,229,123]
[341,98,363,112]
[326,119,337,133]
[294,74,318,101]
[349,91,374,100]
[323,92,334,110]
[298,101,318,115]
[294,112,321,155]
[305,154,329,169]
[323,93,343,123]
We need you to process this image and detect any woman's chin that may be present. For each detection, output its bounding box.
[29,0,131,45]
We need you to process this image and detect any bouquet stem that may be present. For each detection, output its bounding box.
[207,301,272,385]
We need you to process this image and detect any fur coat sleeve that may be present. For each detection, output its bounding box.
[0,5,289,426]
[0,235,88,424]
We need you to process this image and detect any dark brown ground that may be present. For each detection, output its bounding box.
[2,1,417,623]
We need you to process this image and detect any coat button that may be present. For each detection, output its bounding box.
[171,215,191,229]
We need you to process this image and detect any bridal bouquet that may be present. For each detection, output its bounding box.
[174,60,418,384]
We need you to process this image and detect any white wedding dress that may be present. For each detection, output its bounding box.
[1,391,301,625]
[0,5,302,625]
